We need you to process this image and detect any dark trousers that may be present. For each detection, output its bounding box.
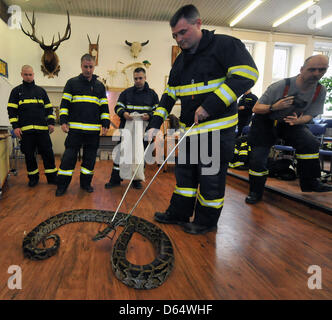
[20,131,57,182]
[236,112,252,137]
[167,129,235,227]
[248,123,321,195]
[57,132,100,188]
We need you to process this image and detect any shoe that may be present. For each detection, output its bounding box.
[55,187,67,197]
[104,180,121,189]
[154,211,189,225]
[132,180,143,189]
[301,180,332,192]
[245,192,262,204]
[28,180,39,187]
[182,222,217,235]
[47,179,57,185]
[80,185,94,193]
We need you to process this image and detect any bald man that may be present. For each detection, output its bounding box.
[245,55,332,204]
[7,65,57,187]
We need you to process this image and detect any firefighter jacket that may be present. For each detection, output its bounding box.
[149,29,259,135]
[7,80,55,132]
[114,82,159,129]
[59,74,110,134]
[238,92,258,117]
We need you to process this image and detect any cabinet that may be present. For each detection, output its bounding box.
[0,134,10,198]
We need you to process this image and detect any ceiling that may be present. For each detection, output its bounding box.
[4,0,332,38]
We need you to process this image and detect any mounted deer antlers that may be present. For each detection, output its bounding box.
[20,11,71,78]
[87,34,100,66]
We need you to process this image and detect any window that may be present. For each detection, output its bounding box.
[272,46,290,82]
[244,42,254,56]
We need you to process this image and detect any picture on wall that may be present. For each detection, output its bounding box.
[171,46,181,66]
[0,59,8,78]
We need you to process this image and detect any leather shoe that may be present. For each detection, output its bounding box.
[55,187,67,197]
[182,222,217,235]
[81,185,94,193]
[154,211,189,225]
[245,192,262,204]
[28,180,39,187]
[132,180,143,189]
[104,180,121,189]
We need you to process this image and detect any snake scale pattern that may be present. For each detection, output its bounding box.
[22,209,174,289]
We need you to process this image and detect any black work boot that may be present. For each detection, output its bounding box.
[105,169,121,189]
[245,192,263,204]
[28,175,39,187]
[154,211,189,225]
[300,178,332,192]
[132,180,143,189]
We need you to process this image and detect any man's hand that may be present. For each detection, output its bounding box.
[142,113,150,121]
[101,127,108,136]
[273,96,295,110]
[283,112,301,126]
[194,106,209,125]
[238,106,245,110]
[124,112,133,121]
[61,123,69,133]
[14,128,22,139]
[48,125,55,134]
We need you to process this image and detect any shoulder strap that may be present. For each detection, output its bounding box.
[283,78,291,97]
[312,84,322,103]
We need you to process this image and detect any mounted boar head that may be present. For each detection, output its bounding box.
[125,40,149,59]
[20,11,71,78]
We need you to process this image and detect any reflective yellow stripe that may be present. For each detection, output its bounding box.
[9,118,18,123]
[69,122,101,131]
[249,169,269,176]
[62,93,72,101]
[153,107,169,120]
[19,99,44,105]
[48,115,56,119]
[179,114,238,136]
[101,113,110,120]
[8,103,18,108]
[58,169,74,176]
[99,98,108,105]
[198,193,224,209]
[60,108,69,115]
[28,168,39,175]
[227,65,259,82]
[215,83,237,107]
[173,186,197,197]
[164,85,177,100]
[45,103,53,108]
[80,167,94,175]
[45,168,58,173]
[229,161,245,168]
[127,105,153,111]
[21,125,48,131]
[72,95,100,105]
[117,102,126,108]
[296,153,319,160]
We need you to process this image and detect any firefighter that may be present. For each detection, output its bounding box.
[236,89,257,137]
[246,54,332,205]
[7,65,57,187]
[55,54,110,196]
[105,67,159,189]
[147,5,258,234]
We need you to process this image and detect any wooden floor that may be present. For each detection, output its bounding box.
[0,157,331,300]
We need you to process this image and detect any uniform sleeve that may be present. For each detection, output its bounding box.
[59,80,73,125]
[148,90,159,119]
[42,89,55,126]
[99,86,110,129]
[201,36,259,118]
[114,90,128,119]
[7,88,20,129]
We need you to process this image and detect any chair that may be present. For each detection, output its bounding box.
[321,119,332,143]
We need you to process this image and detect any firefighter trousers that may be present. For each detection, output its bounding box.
[248,123,321,195]
[20,131,57,182]
[166,129,235,227]
[57,132,100,188]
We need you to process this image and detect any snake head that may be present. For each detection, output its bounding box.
[92,225,115,241]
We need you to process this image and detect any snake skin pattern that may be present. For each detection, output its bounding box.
[22,209,174,289]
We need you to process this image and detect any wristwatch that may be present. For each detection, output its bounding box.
[269,104,274,112]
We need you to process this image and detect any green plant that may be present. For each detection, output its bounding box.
[320,76,332,111]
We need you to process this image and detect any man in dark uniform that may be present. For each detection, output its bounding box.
[236,89,257,137]
[7,65,57,187]
[105,67,159,189]
[246,55,332,204]
[56,54,110,196]
[147,5,258,234]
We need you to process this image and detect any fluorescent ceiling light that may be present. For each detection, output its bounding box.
[273,0,319,28]
[316,15,332,28]
[230,0,265,27]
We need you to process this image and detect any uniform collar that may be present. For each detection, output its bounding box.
[79,73,98,83]
[22,80,35,87]
[133,81,149,92]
